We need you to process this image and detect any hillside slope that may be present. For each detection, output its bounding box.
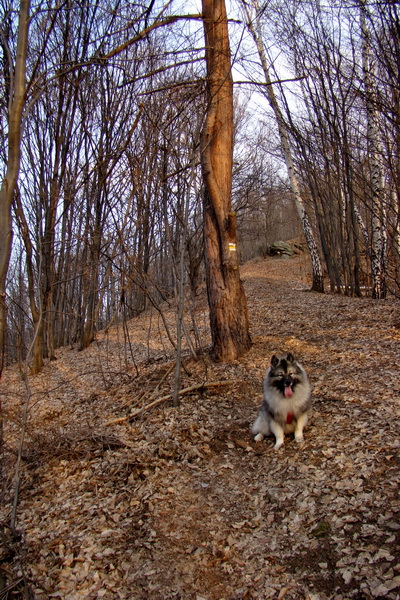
[1,255,400,600]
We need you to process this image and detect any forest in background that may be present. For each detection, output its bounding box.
[0,0,399,372]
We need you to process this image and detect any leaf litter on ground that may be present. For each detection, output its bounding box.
[1,252,400,599]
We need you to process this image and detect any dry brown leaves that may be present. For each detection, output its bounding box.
[1,254,400,600]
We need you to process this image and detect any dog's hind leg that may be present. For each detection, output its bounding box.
[294,413,308,444]
[252,413,270,442]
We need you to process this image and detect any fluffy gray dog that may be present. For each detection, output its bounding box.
[252,353,311,449]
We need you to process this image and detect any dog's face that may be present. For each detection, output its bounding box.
[267,353,303,399]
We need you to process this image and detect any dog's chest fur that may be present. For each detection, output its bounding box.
[264,374,311,423]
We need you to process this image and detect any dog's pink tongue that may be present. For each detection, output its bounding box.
[284,386,293,398]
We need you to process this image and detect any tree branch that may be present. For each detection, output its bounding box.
[105,379,239,424]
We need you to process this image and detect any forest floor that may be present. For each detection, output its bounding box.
[1,252,400,600]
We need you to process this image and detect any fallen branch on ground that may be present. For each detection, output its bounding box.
[105,379,239,425]
[120,363,175,410]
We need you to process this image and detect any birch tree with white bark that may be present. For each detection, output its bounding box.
[359,0,387,299]
[240,0,324,292]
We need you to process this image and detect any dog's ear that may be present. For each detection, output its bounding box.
[271,354,279,367]
[286,352,295,363]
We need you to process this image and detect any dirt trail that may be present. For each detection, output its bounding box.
[1,255,400,600]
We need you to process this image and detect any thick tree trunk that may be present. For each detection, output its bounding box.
[201,0,251,362]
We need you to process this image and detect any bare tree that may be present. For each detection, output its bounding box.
[241,0,324,292]
[201,0,251,361]
[359,0,387,298]
[250,0,400,296]
[0,0,29,376]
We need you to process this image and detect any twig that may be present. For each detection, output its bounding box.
[120,363,175,410]
[105,379,239,425]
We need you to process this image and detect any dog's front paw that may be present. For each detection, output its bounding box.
[295,434,304,444]
[254,433,264,443]
[274,439,284,450]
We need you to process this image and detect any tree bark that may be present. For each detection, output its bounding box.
[360,0,387,298]
[201,0,251,362]
[0,0,30,377]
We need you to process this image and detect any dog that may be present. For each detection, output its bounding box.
[252,353,311,449]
